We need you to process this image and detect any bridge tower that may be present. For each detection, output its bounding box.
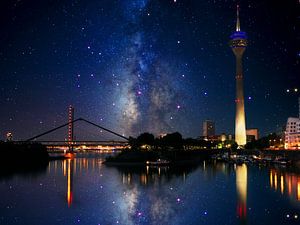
[68,105,74,152]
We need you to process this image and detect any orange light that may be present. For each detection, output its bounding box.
[274,173,278,190]
[297,179,300,201]
[288,176,292,196]
[270,171,273,188]
[140,174,147,185]
[280,175,284,194]
[65,152,75,159]
[67,159,73,207]
[63,160,66,176]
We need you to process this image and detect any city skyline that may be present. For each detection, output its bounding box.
[0,0,299,140]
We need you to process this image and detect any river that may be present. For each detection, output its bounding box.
[0,153,300,225]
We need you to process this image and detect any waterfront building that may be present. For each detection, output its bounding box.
[6,132,13,142]
[203,120,215,139]
[299,96,300,118]
[246,128,259,142]
[284,97,300,149]
[220,133,227,142]
[284,117,300,149]
[229,5,248,146]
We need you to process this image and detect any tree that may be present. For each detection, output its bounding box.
[136,133,155,146]
[161,132,183,149]
[245,133,281,150]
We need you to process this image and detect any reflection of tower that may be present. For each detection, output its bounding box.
[66,159,74,207]
[68,105,74,144]
[230,5,248,146]
[236,164,247,222]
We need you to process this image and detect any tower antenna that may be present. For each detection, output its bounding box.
[236,4,241,32]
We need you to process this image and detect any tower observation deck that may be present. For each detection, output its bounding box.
[229,5,248,146]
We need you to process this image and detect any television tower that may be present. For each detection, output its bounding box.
[229,5,248,145]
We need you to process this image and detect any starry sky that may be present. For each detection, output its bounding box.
[0,0,299,141]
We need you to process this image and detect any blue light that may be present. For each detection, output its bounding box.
[230,31,247,40]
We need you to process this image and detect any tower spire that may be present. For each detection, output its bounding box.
[236,4,241,32]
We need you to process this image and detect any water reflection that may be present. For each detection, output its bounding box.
[118,164,198,186]
[236,164,247,224]
[4,154,300,225]
[118,161,248,225]
[115,164,201,224]
[47,156,105,207]
[43,156,300,224]
[201,162,248,224]
[269,168,300,202]
[47,158,249,224]
[66,159,73,207]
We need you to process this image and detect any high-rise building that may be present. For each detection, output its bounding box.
[298,96,300,118]
[284,97,300,149]
[229,5,248,146]
[284,117,300,149]
[246,128,259,141]
[6,132,13,142]
[203,120,215,137]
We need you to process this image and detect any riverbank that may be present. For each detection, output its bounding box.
[103,149,215,166]
[104,148,300,167]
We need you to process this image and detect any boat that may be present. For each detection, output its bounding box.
[146,159,170,166]
[272,157,290,165]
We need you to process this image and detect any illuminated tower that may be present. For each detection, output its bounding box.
[229,5,247,146]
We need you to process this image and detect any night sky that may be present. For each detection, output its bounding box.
[0,0,299,141]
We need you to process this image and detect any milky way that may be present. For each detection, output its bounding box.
[111,0,186,136]
[0,0,299,140]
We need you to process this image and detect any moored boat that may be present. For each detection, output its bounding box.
[272,157,290,165]
[146,159,170,166]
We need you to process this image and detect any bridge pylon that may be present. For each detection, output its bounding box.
[67,105,75,153]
